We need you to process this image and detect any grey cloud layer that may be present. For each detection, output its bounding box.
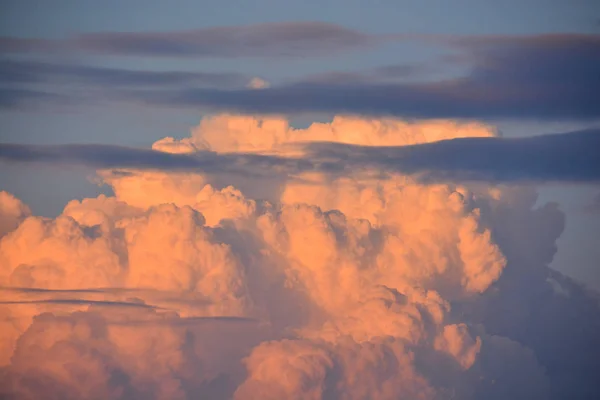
[0,59,250,89]
[305,128,600,183]
[2,31,598,120]
[0,22,378,58]
[583,192,600,213]
[1,128,598,183]
[137,34,599,120]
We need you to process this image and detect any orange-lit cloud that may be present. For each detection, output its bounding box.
[0,192,31,238]
[0,114,598,399]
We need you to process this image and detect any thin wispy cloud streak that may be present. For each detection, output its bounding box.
[1,129,598,183]
[113,316,261,326]
[0,59,250,89]
[0,299,161,309]
[0,37,55,53]
[0,22,379,58]
[0,88,72,109]
[294,62,435,86]
[0,286,150,294]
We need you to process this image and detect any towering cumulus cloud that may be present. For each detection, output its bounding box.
[1,114,598,399]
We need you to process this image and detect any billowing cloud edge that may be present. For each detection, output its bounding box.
[0,114,599,399]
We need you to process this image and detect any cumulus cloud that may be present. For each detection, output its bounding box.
[0,191,31,237]
[1,114,599,399]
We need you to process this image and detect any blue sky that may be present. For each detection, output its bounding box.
[1,0,599,288]
[2,0,598,36]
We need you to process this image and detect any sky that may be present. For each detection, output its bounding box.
[0,1,599,399]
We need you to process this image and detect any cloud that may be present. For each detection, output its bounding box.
[0,299,162,309]
[0,286,146,295]
[246,77,270,89]
[1,114,599,399]
[0,191,31,237]
[2,32,597,120]
[296,62,434,86]
[235,337,438,400]
[303,128,600,183]
[0,88,74,110]
[0,309,270,399]
[0,58,250,89]
[121,33,599,120]
[583,192,600,213]
[0,22,379,58]
[1,124,599,184]
[0,36,55,53]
